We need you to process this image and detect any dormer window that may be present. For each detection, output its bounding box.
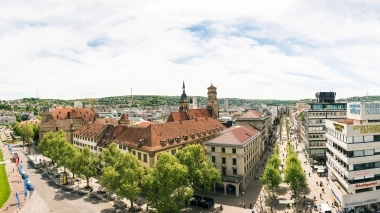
[160,140,167,146]
[183,135,188,140]
[176,136,181,142]
[202,131,206,135]
[138,139,145,147]
[168,138,174,144]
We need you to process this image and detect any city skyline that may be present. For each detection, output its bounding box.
[1,0,380,100]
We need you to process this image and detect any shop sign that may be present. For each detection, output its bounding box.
[333,123,344,132]
[365,103,380,114]
[345,199,378,208]
[355,171,369,176]
[353,125,380,134]
[219,153,232,157]
[355,181,378,188]
[349,103,360,114]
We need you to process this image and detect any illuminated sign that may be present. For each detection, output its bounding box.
[355,181,378,188]
[333,123,344,132]
[365,103,380,114]
[355,171,369,176]
[353,125,380,134]
[349,103,360,114]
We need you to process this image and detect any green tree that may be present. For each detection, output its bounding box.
[267,154,281,169]
[22,123,34,146]
[74,147,98,187]
[15,114,21,122]
[284,162,307,195]
[38,130,69,168]
[12,121,22,136]
[32,124,39,142]
[142,153,193,213]
[260,165,282,196]
[175,144,221,191]
[100,150,144,208]
[99,143,123,167]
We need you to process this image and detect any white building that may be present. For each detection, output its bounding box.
[190,96,197,109]
[74,101,83,108]
[326,102,380,213]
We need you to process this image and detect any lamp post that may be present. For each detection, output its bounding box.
[22,133,24,150]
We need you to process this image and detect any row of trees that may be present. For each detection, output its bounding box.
[11,121,39,143]
[38,130,221,213]
[283,141,307,195]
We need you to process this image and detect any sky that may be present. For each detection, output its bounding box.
[1,0,380,101]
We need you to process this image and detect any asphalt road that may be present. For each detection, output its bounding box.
[13,146,118,213]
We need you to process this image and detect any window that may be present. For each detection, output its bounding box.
[132,151,136,155]
[222,147,225,153]
[222,157,226,164]
[171,149,176,155]
[222,167,226,175]
[143,154,147,163]
[233,169,237,175]
[211,147,215,152]
[138,152,141,160]
[212,156,215,163]
[233,158,237,165]
[232,148,236,154]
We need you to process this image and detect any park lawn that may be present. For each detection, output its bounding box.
[0,151,11,208]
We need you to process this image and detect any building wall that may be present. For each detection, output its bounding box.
[326,118,380,211]
[206,133,262,190]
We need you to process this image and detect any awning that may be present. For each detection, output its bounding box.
[279,200,295,204]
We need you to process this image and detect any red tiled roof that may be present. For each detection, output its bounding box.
[51,107,96,122]
[208,125,260,145]
[167,112,188,122]
[167,109,212,122]
[114,117,225,152]
[119,113,128,121]
[237,110,263,119]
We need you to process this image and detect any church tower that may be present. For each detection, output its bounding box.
[206,84,219,118]
[179,81,190,112]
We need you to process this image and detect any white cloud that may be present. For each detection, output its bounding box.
[1,0,380,100]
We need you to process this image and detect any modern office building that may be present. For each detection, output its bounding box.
[299,92,347,165]
[206,124,262,196]
[326,102,380,213]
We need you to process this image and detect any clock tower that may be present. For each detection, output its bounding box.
[206,84,219,118]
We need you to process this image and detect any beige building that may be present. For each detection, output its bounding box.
[235,110,272,149]
[206,124,262,196]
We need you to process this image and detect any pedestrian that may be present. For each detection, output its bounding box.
[242,191,244,196]
[243,203,246,209]
[320,193,322,198]
[13,168,14,172]
[308,173,310,177]
[322,188,324,193]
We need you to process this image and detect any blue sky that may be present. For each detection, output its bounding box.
[1,0,380,100]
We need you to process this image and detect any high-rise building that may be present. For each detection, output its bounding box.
[300,92,347,165]
[326,102,380,212]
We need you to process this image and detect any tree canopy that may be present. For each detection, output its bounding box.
[100,143,144,208]
[142,153,193,213]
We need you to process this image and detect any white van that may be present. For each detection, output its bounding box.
[320,203,332,213]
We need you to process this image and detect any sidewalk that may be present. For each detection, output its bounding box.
[1,143,28,213]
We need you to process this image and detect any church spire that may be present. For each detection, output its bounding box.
[179,81,189,112]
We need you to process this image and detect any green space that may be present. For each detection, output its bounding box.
[0,151,11,208]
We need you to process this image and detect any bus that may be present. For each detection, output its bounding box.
[27,155,41,168]
[320,203,332,213]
